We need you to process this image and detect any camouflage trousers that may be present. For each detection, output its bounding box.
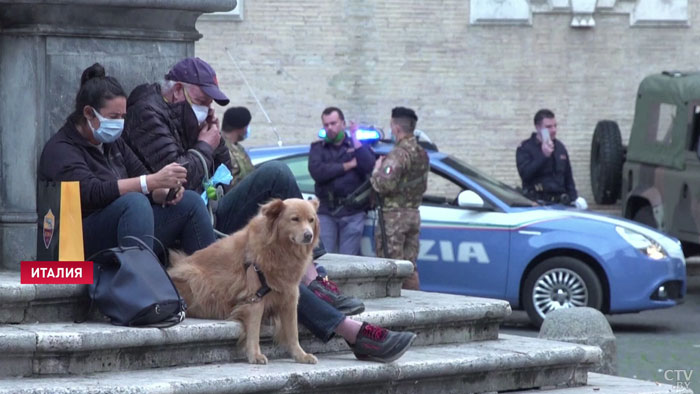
[375,208,421,290]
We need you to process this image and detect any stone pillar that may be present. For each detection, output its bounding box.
[0,0,235,270]
[539,307,617,375]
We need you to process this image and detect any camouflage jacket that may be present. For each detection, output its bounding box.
[225,140,255,185]
[370,136,429,210]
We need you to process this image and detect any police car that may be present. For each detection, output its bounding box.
[248,135,687,326]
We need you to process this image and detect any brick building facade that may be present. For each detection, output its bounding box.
[194,0,697,201]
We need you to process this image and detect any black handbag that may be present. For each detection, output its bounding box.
[81,236,186,327]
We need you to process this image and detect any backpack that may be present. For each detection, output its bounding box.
[81,236,186,327]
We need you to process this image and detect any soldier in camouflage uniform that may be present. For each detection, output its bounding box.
[370,107,429,290]
[221,107,256,185]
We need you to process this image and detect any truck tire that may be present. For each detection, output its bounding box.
[590,120,624,204]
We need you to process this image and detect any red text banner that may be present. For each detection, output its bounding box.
[21,261,93,284]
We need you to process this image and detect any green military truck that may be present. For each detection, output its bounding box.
[590,71,700,254]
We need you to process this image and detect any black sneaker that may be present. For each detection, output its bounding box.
[350,322,416,363]
[308,276,365,316]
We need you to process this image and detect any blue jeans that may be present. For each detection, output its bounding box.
[319,212,366,255]
[213,161,344,342]
[82,191,215,258]
[215,161,302,234]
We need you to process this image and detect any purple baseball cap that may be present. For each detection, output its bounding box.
[165,57,230,106]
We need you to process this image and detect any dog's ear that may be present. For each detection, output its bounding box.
[308,199,319,212]
[261,198,285,221]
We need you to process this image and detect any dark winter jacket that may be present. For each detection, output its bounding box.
[515,132,577,202]
[308,137,376,216]
[122,83,231,193]
[38,122,148,217]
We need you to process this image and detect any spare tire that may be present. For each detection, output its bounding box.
[590,120,624,204]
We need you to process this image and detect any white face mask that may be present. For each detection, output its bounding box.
[183,85,209,125]
[191,103,209,125]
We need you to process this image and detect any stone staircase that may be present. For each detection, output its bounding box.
[0,254,688,393]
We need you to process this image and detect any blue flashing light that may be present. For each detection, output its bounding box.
[318,127,381,143]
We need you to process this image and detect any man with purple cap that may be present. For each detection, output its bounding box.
[124,57,229,191]
[122,58,417,363]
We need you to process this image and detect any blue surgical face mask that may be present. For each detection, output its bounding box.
[244,126,250,140]
[87,108,124,143]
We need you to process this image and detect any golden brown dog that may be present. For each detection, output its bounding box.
[167,198,320,365]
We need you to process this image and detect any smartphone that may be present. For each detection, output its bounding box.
[166,186,181,202]
[540,128,551,144]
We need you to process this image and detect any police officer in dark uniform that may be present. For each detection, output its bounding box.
[516,109,579,205]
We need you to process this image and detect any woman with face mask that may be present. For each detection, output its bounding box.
[38,63,215,258]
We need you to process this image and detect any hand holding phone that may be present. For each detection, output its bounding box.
[540,128,554,157]
[166,186,181,202]
[540,128,551,144]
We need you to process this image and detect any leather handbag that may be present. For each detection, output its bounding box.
[82,236,186,327]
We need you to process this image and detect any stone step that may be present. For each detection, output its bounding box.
[0,254,413,324]
[510,372,693,394]
[1,290,510,377]
[0,335,601,394]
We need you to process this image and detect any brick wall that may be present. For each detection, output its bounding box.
[195,1,700,202]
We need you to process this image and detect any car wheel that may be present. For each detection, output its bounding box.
[522,257,603,327]
[632,205,656,228]
[590,120,624,205]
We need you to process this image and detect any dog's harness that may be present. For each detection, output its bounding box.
[244,261,271,302]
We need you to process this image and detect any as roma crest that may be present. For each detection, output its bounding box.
[43,209,55,249]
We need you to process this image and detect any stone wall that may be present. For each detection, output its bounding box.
[195,0,699,201]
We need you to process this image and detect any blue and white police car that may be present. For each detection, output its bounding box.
[249,137,686,326]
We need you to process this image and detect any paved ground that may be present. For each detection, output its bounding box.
[501,275,700,393]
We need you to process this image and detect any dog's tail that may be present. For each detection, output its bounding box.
[168,249,189,267]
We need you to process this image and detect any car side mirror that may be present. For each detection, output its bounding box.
[457,190,485,209]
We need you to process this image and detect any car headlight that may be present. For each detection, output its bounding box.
[615,226,667,260]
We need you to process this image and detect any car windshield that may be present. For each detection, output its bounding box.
[441,156,535,207]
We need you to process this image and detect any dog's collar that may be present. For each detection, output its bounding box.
[244,261,271,300]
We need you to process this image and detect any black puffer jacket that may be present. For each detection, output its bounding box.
[515,132,577,201]
[39,122,148,217]
[123,83,231,193]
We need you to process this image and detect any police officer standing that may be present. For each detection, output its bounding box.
[309,107,376,255]
[370,107,429,290]
[516,109,586,208]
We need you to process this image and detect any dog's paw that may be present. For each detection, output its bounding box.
[295,353,318,364]
[248,353,268,365]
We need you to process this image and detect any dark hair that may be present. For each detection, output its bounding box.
[69,63,126,124]
[321,106,344,121]
[222,107,252,131]
[391,106,418,133]
[533,109,555,127]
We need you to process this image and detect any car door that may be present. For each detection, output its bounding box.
[414,168,510,299]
